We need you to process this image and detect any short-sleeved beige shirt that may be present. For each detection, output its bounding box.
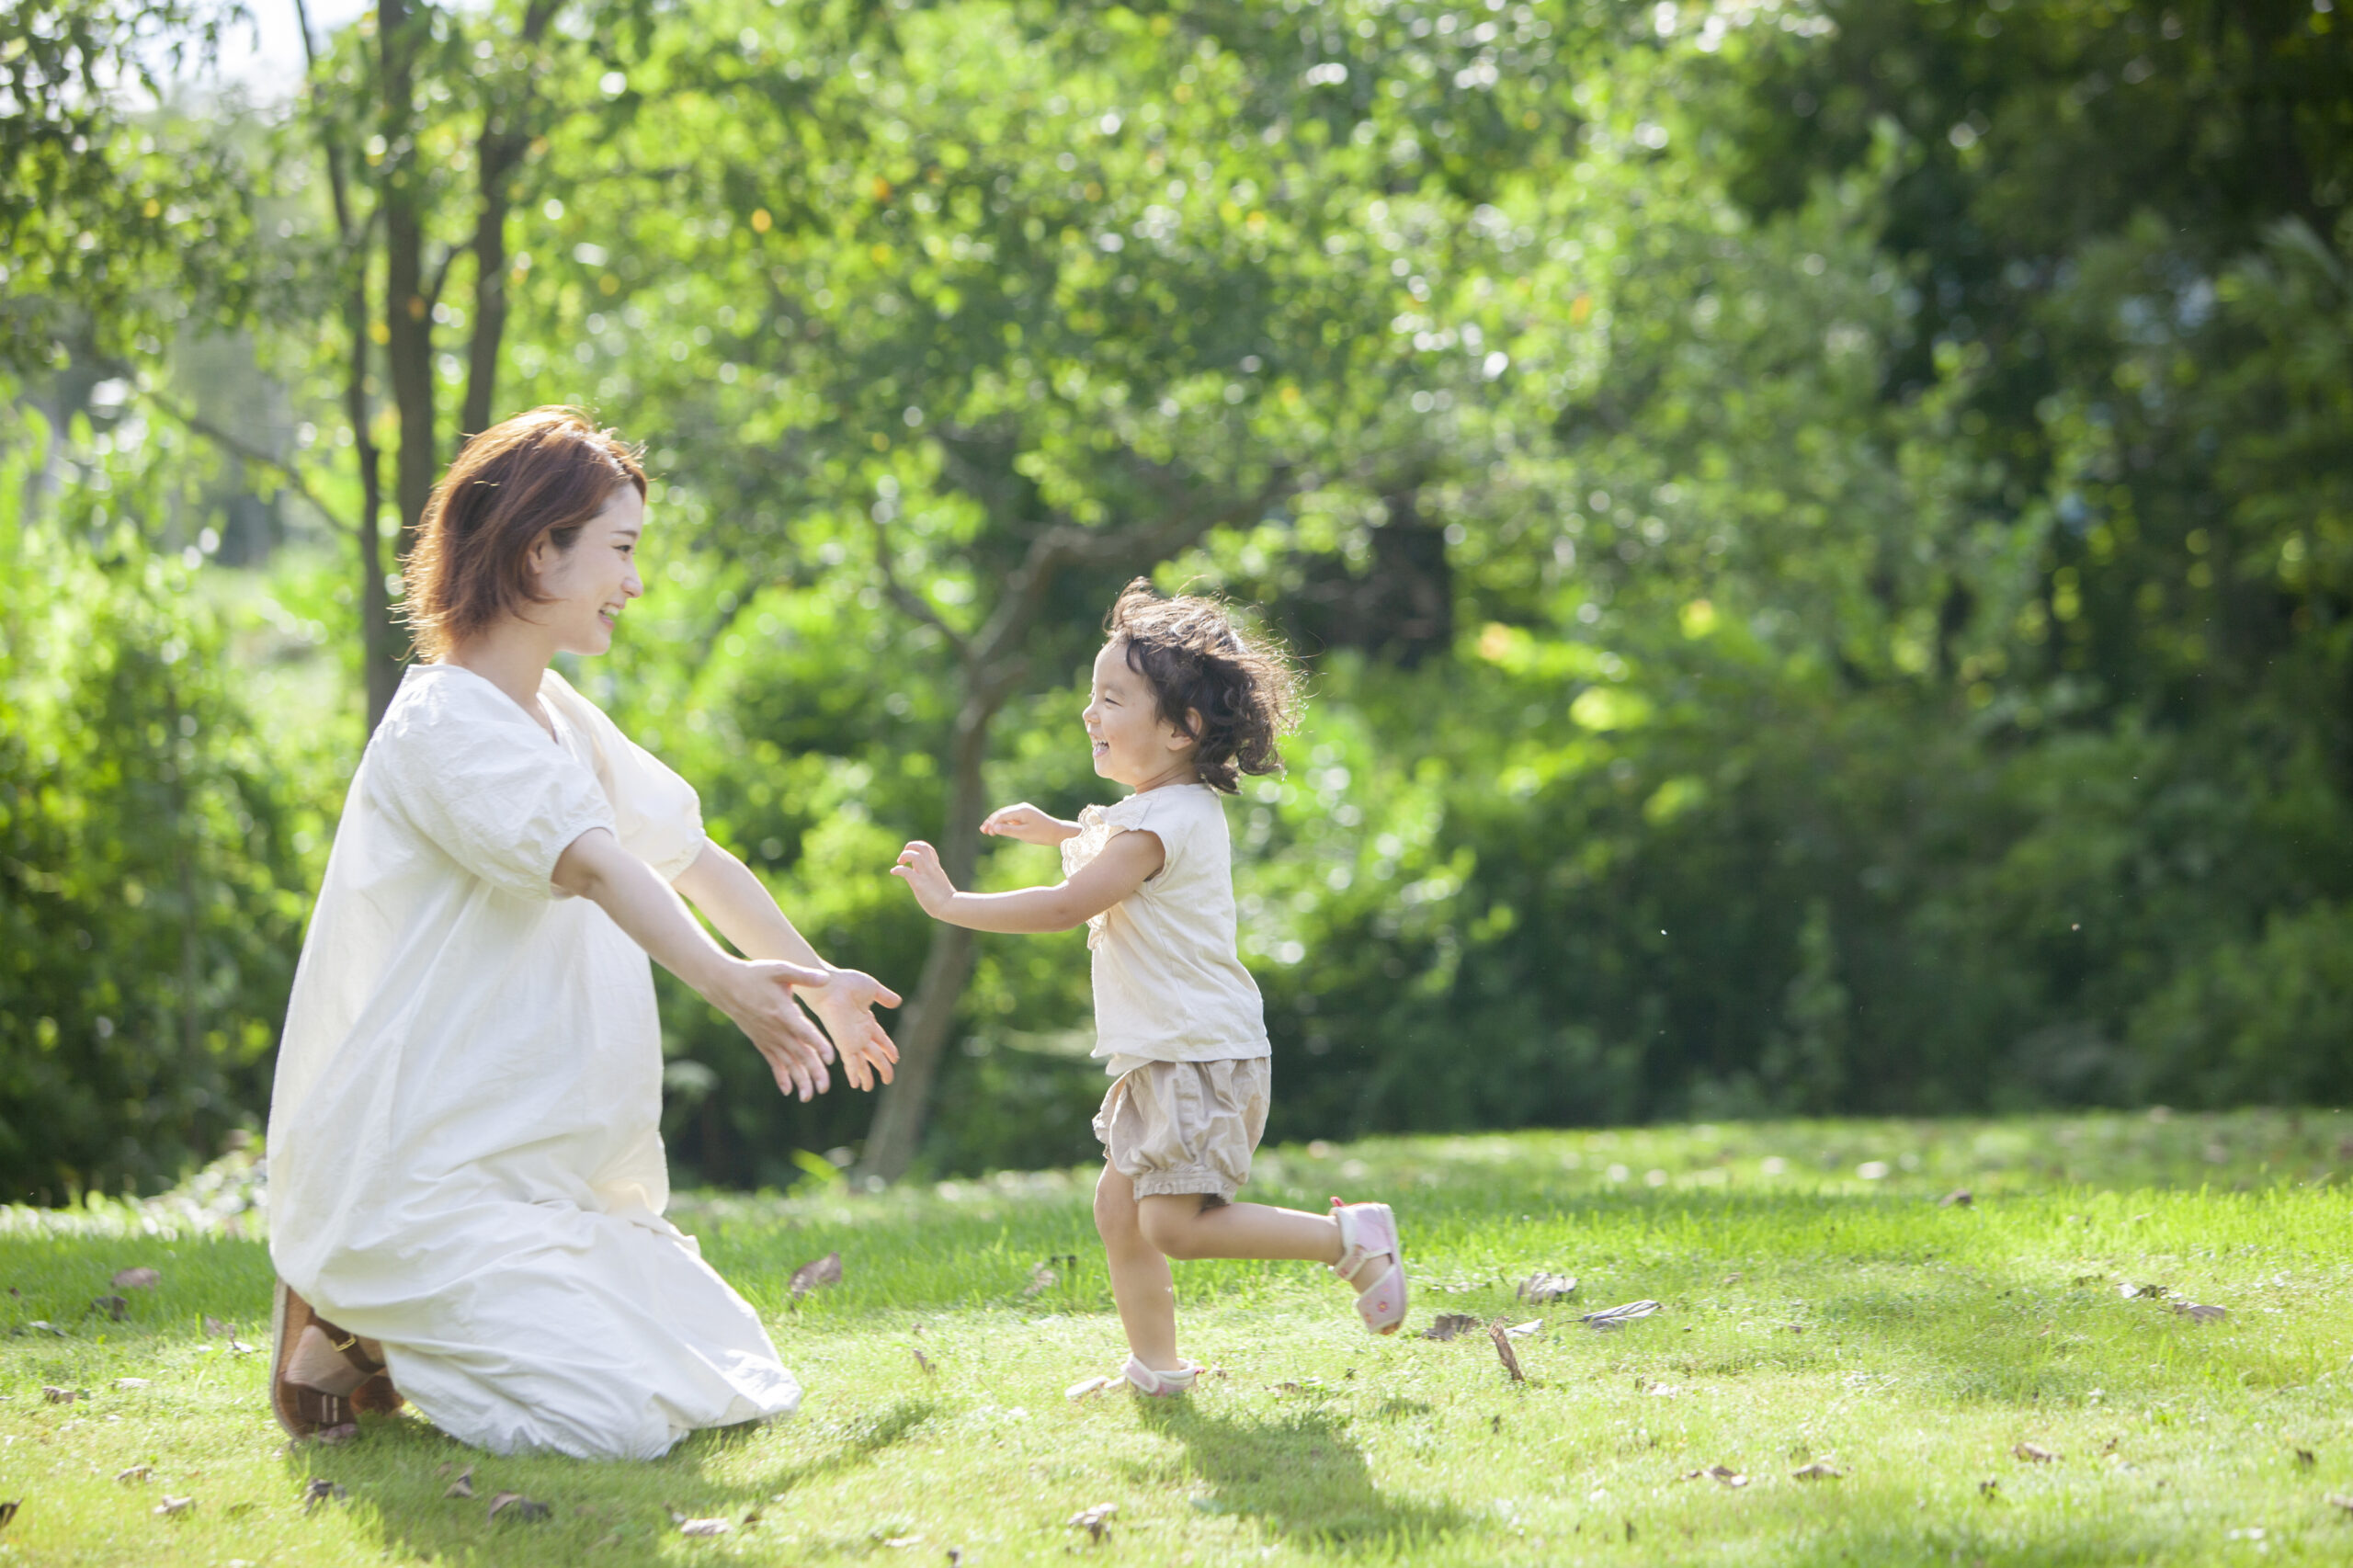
[1060,781,1270,1076]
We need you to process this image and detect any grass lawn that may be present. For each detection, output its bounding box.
[6,1108,2353,1565]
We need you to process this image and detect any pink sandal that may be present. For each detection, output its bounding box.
[1122,1355,1200,1397]
[1331,1198,1407,1335]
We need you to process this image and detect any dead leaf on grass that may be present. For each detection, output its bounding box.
[1064,1375,1113,1401]
[911,1346,934,1376]
[115,1465,151,1484]
[2325,1493,2353,1515]
[488,1492,551,1524]
[114,1378,148,1390]
[1488,1318,1526,1382]
[2118,1282,2168,1301]
[667,1505,731,1536]
[1517,1272,1577,1303]
[88,1295,128,1321]
[202,1315,233,1337]
[1579,1300,1664,1332]
[1421,1313,1481,1341]
[111,1267,160,1290]
[788,1252,843,1301]
[27,1320,63,1336]
[42,1386,78,1404]
[1791,1462,1846,1480]
[302,1479,347,1513]
[153,1495,196,1518]
[2173,1301,2228,1324]
[1979,1479,2001,1499]
[1067,1503,1117,1541]
[0,1500,15,1530]
[1938,1189,1973,1207]
[229,1339,258,1355]
[1022,1264,1059,1298]
[1681,1465,1748,1487]
[444,1467,475,1500]
[1504,1319,1543,1339]
[2014,1442,2059,1463]
[882,1535,922,1548]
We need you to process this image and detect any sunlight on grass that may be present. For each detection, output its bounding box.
[6,1109,2353,1564]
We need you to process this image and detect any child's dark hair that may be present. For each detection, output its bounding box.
[1105,577,1300,794]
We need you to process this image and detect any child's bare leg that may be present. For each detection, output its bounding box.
[1094,1165,1181,1369]
[1136,1195,1345,1265]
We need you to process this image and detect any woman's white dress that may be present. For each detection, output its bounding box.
[266,663,801,1460]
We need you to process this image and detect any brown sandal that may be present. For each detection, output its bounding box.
[269,1280,404,1441]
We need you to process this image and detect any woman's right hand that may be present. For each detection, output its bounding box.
[713,958,837,1102]
[980,801,1078,845]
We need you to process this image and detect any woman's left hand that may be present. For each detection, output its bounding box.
[802,967,904,1091]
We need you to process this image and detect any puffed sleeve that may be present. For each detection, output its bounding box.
[539,669,707,881]
[372,676,616,901]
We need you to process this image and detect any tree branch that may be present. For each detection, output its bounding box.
[143,392,356,539]
[869,511,972,660]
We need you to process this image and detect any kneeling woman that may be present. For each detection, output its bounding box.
[266,408,900,1459]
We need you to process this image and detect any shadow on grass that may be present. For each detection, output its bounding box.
[1137,1399,1466,1550]
[283,1395,943,1565]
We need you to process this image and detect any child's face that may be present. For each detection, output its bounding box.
[1084,640,1196,788]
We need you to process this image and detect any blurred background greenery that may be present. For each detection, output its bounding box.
[4,0,2347,1202]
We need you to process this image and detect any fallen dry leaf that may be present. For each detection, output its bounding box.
[1517,1272,1577,1303]
[2326,1493,2353,1514]
[1488,1318,1526,1382]
[302,1479,347,1513]
[153,1495,196,1518]
[488,1492,551,1524]
[1682,1465,1748,1487]
[115,1465,152,1485]
[444,1466,475,1500]
[88,1295,127,1321]
[1064,1375,1113,1401]
[1504,1319,1544,1340]
[911,1346,934,1375]
[42,1386,78,1405]
[2295,1448,2316,1468]
[229,1339,258,1355]
[1979,1479,2001,1499]
[1791,1462,1847,1480]
[111,1267,160,1290]
[2014,1442,2059,1463]
[788,1252,843,1301]
[1579,1300,1664,1332]
[0,1500,15,1530]
[1421,1312,1482,1341]
[114,1378,148,1390]
[2118,1282,2168,1301]
[27,1320,63,1336]
[1939,1189,1973,1207]
[882,1535,922,1548]
[202,1315,232,1337]
[2173,1301,2228,1324]
[1021,1264,1059,1298]
[1067,1503,1117,1541]
[668,1505,731,1537]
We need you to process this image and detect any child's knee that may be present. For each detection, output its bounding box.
[1093,1170,1142,1245]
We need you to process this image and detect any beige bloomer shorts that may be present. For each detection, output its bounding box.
[1093,1057,1272,1203]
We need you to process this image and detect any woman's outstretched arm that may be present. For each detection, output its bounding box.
[551,827,837,1101]
[671,838,904,1090]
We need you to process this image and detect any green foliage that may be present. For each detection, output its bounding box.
[0,406,324,1201]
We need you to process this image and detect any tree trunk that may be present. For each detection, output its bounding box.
[378,0,436,568]
[855,683,1000,1184]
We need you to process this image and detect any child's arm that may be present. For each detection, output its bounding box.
[979,801,1081,846]
[892,830,1165,933]
[671,838,904,1091]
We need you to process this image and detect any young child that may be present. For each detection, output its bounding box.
[892,578,1406,1395]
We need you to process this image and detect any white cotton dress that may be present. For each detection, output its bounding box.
[265,662,801,1460]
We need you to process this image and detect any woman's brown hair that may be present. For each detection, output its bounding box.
[400,407,647,661]
[1106,577,1301,793]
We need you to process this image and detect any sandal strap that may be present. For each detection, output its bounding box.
[311,1316,386,1378]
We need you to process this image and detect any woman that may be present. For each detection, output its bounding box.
[265,407,900,1460]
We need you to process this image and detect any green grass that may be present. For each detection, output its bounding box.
[6,1109,2353,1565]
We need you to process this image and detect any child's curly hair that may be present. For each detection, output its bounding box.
[1105,577,1301,794]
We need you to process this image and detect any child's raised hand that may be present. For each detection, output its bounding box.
[892,840,957,916]
[980,801,1076,845]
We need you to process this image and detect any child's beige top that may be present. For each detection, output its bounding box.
[1060,781,1270,1076]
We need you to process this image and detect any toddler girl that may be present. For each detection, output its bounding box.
[892,578,1406,1394]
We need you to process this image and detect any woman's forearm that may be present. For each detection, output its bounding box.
[554,831,756,993]
[673,839,825,968]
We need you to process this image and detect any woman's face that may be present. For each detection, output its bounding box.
[528,485,645,656]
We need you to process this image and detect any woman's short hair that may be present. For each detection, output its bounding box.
[401,407,646,661]
[1105,577,1301,793]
